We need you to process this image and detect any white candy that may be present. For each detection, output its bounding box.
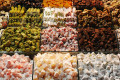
[78,53,120,80]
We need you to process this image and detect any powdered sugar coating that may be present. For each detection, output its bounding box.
[78,52,120,80]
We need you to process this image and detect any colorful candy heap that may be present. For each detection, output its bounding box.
[34,53,78,80]
[0,53,32,80]
[41,27,78,51]
[23,8,43,27]
[8,5,25,27]
[43,7,77,27]
[43,7,64,27]
[78,52,120,80]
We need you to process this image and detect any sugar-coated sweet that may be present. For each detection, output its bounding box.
[0,53,32,80]
[34,53,78,80]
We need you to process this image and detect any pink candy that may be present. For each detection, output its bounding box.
[41,27,78,51]
[0,53,32,80]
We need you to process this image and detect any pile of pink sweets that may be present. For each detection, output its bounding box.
[0,53,32,80]
[41,27,78,51]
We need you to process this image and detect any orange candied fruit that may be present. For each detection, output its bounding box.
[43,0,72,8]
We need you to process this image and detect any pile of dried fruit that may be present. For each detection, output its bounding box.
[77,27,118,51]
[77,8,112,28]
[74,0,103,10]
[0,27,41,52]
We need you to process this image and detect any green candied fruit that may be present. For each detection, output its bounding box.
[38,23,41,27]
[19,42,24,48]
[36,42,40,51]
[5,47,10,52]
[3,40,11,47]
[26,40,32,45]
[25,48,31,52]
[10,47,15,51]
[32,42,35,46]
[1,36,5,40]
[22,48,25,52]
[0,45,4,49]
[35,48,39,52]
[15,41,19,45]
[31,46,36,51]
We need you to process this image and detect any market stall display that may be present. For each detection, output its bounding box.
[43,7,77,27]
[0,27,41,52]
[77,27,118,51]
[77,8,112,28]
[34,52,78,80]
[41,27,78,51]
[77,52,120,80]
[0,0,120,79]
[0,53,32,80]
[0,11,9,29]
[73,0,103,10]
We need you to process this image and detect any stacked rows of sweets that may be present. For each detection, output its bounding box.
[43,7,77,27]
[8,5,25,27]
[8,5,43,27]
[0,52,120,80]
[22,8,43,27]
